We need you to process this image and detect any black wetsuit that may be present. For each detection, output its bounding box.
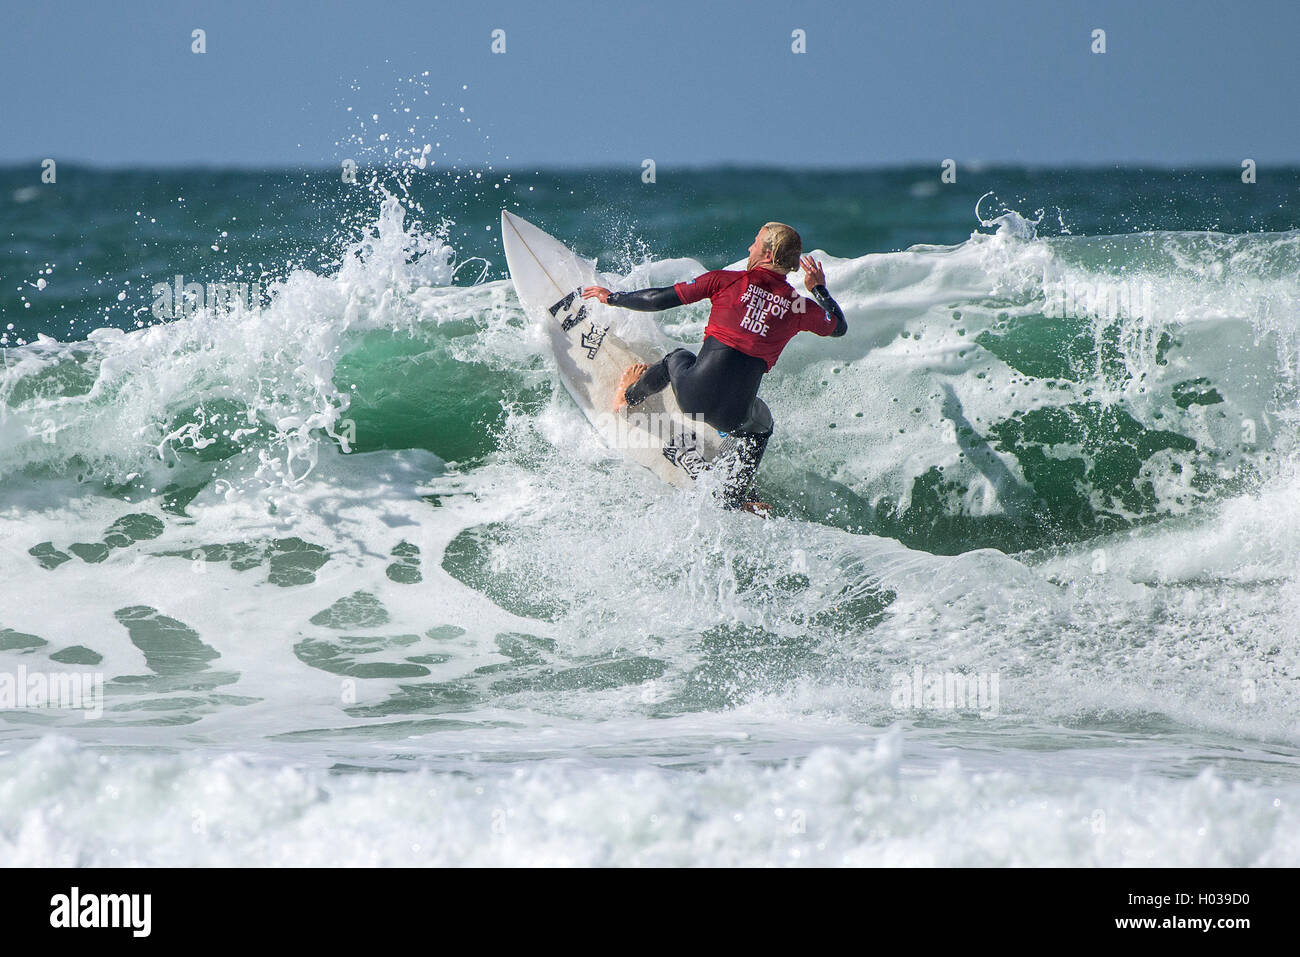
[606,283,847,506]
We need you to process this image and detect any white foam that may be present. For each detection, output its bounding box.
[1,733,1294,866]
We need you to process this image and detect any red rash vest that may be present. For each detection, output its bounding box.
[673,267,837,371]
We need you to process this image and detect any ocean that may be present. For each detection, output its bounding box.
[2,162,1299,865]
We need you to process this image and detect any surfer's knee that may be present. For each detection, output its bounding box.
[663,348,698,380]
[735,398,774,437]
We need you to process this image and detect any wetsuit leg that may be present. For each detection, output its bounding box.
[624,348,695,407]
[717,398,774,509]
[624,343,773,507]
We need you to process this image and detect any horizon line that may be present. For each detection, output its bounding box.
[2,159,1296,175]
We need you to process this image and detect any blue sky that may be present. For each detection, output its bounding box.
[5,0,1299,168]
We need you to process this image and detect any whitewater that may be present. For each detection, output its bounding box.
[3,179,1300,867]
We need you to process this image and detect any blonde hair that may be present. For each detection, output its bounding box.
[761,222,802,272]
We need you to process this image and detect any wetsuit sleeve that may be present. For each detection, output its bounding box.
[800,284,848,337]
[605,287,683,311]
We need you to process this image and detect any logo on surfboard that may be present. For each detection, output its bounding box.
[662,434,707,477]
[580,324,606,360]
[549,291,609,359]
[548,290,588,332]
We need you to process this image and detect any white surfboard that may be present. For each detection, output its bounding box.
[500,210,729,489]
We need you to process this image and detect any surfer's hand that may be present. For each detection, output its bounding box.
[583,286,612,304]
[800,256,826,291]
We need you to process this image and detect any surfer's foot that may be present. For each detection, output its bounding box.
[740,501,773,518]
[613,363,649,412]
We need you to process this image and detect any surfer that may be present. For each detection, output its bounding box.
[582,222,847,510]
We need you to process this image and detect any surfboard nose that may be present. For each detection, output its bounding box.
[501,209,528,241]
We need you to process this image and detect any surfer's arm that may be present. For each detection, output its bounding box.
[800,255,847,337]
[810,284,848,337]
[582,285,683,311]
